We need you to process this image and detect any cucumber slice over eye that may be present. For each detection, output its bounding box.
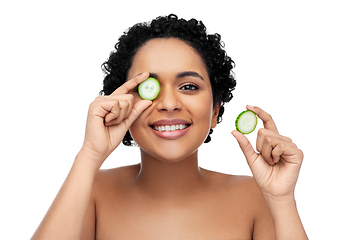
[138,77,161,100]
[235,110,258,134]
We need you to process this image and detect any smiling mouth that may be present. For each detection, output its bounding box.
[151,124,191,132]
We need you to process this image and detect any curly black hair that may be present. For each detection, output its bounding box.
[101,14,236,146]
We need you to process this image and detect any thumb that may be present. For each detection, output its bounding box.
[126,100,152,127]
[231,130,258,168]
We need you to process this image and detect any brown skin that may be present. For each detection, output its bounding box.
[32,38,307,240]
[81,166,274,239]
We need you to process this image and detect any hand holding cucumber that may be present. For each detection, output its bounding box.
[81,72,153,166]
[232,106,304,200]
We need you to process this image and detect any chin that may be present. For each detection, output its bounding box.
[138,140,201,164]
[141,148,197,163]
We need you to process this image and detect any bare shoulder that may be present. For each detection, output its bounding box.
[96,163,140,179]
[200,168,271,218]
[201,168,262,197]
[92,164,140,193]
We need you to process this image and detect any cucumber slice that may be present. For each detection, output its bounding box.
[138,77,160,100]
[235,110,258,134]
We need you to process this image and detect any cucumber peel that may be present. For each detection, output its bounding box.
[235,110,258,134]
[138,77,160,100]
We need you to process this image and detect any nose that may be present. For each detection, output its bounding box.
[155,85,182,112]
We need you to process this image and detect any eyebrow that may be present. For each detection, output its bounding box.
[149,72,159,79]
[177,71,204,81]
[148,71,204,81]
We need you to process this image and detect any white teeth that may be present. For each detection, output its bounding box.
[153,124,188,132]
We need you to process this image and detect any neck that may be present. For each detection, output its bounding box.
[135,149,205,200]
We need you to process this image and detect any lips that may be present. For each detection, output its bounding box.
[149,118,191,139]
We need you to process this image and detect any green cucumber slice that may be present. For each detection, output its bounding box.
[235,110,258,134]
[138,77,160,100]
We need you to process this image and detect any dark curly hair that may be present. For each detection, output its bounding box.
[101,14,236,146]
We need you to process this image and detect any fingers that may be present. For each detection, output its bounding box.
[91,94,134,126]
[259,132,298,166]
[231,130,258,168]
[256,128,293,153]
[261,136,282,165]
[247,105,279,134]
[96,71,149,124]
[88,72,152,130]
[104,100,130,126]
[233,125,297,167]
[111,72,150,96]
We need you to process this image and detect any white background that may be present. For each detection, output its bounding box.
[1,0,359,239]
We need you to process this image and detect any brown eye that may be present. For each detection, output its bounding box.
[180,84,199,91]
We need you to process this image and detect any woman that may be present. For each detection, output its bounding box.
[32,14,307,239]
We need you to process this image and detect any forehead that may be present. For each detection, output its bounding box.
[128,38,209,80]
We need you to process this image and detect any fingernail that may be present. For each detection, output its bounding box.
[247,105,255,109]
[136,72,146,77]
[104,121,112,127]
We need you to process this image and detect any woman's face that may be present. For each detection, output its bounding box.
[127,38,219,163]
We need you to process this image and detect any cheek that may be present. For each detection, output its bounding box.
[188,93,213,119]
[184,95,214,135]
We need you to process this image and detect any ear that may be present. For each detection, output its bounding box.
[210,103,221,128]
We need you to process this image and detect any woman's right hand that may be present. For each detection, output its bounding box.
[80,72,152,167]
[31,74,152,240]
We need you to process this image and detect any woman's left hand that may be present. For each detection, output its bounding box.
[232,106,304,200]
